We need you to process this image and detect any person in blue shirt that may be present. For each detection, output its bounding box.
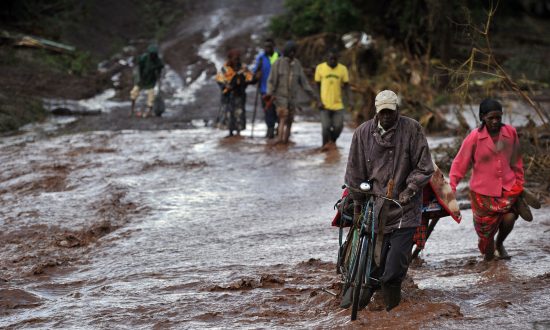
[252,38,280,139]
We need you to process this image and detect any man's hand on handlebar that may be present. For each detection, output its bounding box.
[398,188,416,205]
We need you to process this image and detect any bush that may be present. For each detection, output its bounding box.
[270,0,362,38]
[0,93,46,133]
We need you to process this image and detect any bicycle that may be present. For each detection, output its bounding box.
[337,181,403,321]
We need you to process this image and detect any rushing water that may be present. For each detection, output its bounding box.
[1,0,549,327]
[1,120,548,329]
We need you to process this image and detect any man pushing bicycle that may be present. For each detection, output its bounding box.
[343,90,434,312]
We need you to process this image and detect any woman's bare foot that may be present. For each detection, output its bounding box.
[495,243,511,259]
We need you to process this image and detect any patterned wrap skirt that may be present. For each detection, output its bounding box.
[469,182,522,254]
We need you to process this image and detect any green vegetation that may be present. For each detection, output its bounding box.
[270,0,362,38]
[271,0,550,126]
[270,0,549,60]
[33,49,94,76]
[0,94,45,133]
[143,1,184,41]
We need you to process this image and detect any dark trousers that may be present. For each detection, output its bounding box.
[370,227,416,287]
[320,109,344,145]
[261,97,278,129]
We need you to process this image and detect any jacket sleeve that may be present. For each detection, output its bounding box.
[449,130,476,192]
[511,128,525,188]
[405,124,434,193]
[266,60,278,95]
[314,64,322,83]
[344,127,367,202]
[242,65,253,82]
[252,54,262,74]
[298,63,317,99]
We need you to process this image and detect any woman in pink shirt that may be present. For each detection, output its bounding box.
[450,99,524,261]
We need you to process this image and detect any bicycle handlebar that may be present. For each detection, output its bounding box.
[343,184,404,210]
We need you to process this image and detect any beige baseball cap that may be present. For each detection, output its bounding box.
[375,90,398,113]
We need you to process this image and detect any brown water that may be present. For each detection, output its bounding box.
[1,121,549,329]
[1,0,549,327]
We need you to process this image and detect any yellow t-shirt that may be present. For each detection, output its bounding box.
[314,62,349,111]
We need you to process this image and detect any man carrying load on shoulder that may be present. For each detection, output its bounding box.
[129,45,164,118]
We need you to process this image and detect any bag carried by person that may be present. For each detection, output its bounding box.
[153,83,165,117]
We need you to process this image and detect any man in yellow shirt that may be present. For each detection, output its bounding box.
[315,50,352,148]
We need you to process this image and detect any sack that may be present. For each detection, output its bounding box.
[153,92,165,117]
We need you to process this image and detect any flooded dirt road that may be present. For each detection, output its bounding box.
[1,118,549,329]
[1,0,549,327]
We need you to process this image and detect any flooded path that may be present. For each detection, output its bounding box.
[1,0,549,327]
[1,119,549,329]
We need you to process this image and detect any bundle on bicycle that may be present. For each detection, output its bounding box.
[332,162,461,321]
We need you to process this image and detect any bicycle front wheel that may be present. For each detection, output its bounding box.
[351,234,369,321]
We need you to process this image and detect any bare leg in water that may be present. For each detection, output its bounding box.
[495,212,518,259]
[485,236,496,261]
[142,106,153,118]
[283,119,292,143]
[276,115,287,144]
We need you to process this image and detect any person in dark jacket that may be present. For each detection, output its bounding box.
[129,45,164,118]
[342,90,434,312]
[252,38,280,139]
[265,41,320,144]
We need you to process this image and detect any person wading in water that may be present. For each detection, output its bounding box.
[450,98,540,261]
[129,45,164,118]
[252,38,280,139]
[215,49,253,137]
[265,41,320,144]
[344,90,434,311]
[314,48,353,150]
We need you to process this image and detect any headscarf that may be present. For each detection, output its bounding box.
[478,98,503,131]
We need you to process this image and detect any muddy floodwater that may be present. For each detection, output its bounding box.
[0,119,549,329]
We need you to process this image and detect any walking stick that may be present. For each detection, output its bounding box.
[250,83,260,138]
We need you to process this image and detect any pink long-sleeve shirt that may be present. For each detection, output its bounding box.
[449,124,524,197]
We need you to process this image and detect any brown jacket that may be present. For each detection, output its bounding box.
[266,57,316,109]
[344,114,434,232]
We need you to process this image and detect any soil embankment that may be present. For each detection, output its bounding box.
[0,0,191,132]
